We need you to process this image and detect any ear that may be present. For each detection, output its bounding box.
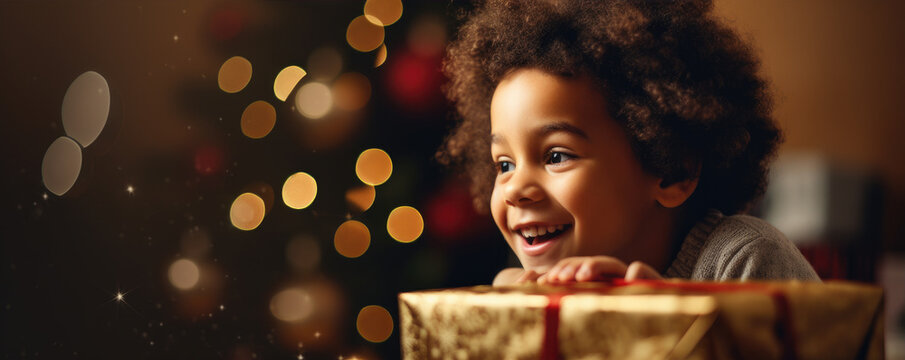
[653,176,699,208]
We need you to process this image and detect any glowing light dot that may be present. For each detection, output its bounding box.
[168,259,201,290]
[355,148,392,186]
[173,34,179,42]
[332,72,371,112]
[230,192,266,231]
[62,71,110,147]
[334,220,370,258]
[387,206,423,243]
[345,185,376,212]
[282,172,317,209]
[270,288,313,322]
[356,305,393,343]
[218,56,252,93]
[115,293,124,301]
[346,15,385,52]
[295,82,333,119]
[374,44,387,68]
[273,66,307,101]
[364,0,403,26]
[126,185,134,194]
[41,136,82,196]
[240,100,276,139]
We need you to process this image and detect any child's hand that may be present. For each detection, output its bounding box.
[536,256,662,284]
[493,267,542,286]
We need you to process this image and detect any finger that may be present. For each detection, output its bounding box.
[556,263,579,282]
[546,258,579,284]
[577,257,628,281]
[625,261,663,280]
[516,270,538,284]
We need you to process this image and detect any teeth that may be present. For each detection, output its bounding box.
[547,225,556,234]
[557,224,564,231]
[524,228,536,237]
[536,226,547,236]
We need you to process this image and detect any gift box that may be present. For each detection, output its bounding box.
[398,280,884,359]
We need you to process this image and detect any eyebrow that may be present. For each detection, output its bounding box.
[490,121,589,144]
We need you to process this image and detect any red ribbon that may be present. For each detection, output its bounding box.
[539,279,796,360]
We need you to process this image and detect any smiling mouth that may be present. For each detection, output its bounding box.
[518,224,572,245]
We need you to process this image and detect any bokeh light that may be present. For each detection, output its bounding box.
[286,235,320,273]
[364,0,403,26]
[61,71,110,147]
[345,185,376,212]
[374,44,388,68]
[273,66,306,101]
[168,258,201,290]
[230,192,266,231]
[332,72,371,112]
[270,287,313,322]
[295,82,333,119]
[333,220,370,258]
[356,305,393,343]
[346,15,384,52]
[240,100,276,139]
[282,172,317,209]
[355,148,392,186]
[307,47,343,81]
[218,56,253,93]
[387,206,423,243]
[385,49,445,114]
[42,136,82,196]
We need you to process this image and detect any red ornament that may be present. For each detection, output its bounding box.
[384,49,445,115]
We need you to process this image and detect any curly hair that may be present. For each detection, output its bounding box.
[437,0,781,216]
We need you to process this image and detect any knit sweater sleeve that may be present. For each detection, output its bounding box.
[666,210,820,281]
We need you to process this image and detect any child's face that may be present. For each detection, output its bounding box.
[489,68,663,273]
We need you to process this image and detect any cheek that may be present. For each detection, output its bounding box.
[489,184,508,232]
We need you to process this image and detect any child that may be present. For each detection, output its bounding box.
[436,0,819,285]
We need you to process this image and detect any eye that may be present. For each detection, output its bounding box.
[546,151,575,165]
[498,161,514,174]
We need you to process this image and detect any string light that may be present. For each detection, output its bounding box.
[334,220,370,258]
[41,137,82,196]
[355,148,392,186]
[387,206,424,243]
[282,172,318,209]
[274,66,307,101]
[62,71,110,147]
[218,56,252,93]
[356,305,393,343]
[230,192,266,230]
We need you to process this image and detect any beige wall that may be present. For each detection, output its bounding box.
[714,1,905,249]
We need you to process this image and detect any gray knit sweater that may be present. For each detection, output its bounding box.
[664,210,820,281]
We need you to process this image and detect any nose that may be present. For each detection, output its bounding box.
[503,166,545,206]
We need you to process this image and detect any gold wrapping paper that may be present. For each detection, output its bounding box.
[398,281,884,360]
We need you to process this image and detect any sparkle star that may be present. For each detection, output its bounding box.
[115,292,124,301]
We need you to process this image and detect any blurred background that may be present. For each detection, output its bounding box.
[0,0,902,359]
